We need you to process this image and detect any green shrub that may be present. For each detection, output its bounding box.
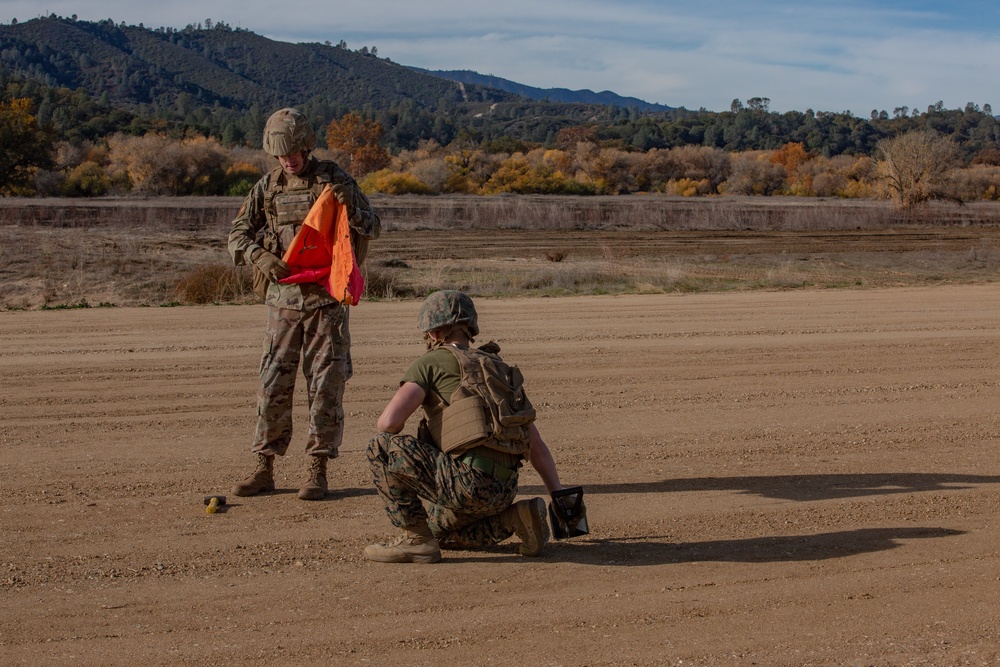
[224,162,263,197]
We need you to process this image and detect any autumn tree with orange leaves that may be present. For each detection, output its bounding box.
[325,113,390,177]
[769,142,812,192]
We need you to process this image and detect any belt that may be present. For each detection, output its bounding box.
[458,451,516,482]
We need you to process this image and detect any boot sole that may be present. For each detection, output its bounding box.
[364,549,442,564]
[409,552,442,564]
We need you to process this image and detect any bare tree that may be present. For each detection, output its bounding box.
[875,130,960,209]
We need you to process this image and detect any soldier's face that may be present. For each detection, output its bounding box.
[278,151,307,175]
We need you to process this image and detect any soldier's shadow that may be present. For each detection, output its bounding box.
[553,526,963,565]
[450,526,965,565]
[519,471,1000,502]
[489,471,992,565]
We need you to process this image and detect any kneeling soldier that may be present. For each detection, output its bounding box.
[365,290,566,563]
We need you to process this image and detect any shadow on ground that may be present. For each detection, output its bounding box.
[449,526,965,566]
[521,472,1000,502]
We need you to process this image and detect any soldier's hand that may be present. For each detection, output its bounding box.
[331,183,355,211]
[253,250,292,281]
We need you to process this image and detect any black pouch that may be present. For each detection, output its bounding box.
[548,486,589,539]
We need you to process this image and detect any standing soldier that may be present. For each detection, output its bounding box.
[228,107,380,500]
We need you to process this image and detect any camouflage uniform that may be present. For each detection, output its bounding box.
[367,341,526,549]
[368,432,518,548]
[229,155,380,460]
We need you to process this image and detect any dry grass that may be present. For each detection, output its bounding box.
[174,264,254,304]
[359,246,1000,301]
[371,194,1000,232]
[3,195,1000,309]
[0,200,240,308]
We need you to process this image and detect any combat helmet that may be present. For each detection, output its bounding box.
[418,290,480,337]
[262,108,316,156]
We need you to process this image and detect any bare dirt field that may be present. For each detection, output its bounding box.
[5,285,1000,666]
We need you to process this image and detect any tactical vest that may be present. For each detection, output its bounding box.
[420,343,536,458]
[252,161,369,300]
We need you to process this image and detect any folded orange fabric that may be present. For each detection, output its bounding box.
[279,186,364,305]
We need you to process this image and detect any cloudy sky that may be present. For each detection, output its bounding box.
[4,0,999,115]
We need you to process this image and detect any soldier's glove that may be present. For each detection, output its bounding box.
[331,183,355,215]
[252,249,292,282]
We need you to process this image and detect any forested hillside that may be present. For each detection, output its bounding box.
[0,15,522,146]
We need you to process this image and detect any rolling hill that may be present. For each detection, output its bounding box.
[0,16,514,113]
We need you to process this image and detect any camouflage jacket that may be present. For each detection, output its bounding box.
[228,157,381,310]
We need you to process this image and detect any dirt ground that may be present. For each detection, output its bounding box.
[5,286,1000,666]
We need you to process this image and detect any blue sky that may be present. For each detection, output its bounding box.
[3,0,998,114]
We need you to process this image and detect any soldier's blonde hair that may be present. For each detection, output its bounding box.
[424,323,476,350]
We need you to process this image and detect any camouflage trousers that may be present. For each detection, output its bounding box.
[251,304,350,458]
[367,432,518,549]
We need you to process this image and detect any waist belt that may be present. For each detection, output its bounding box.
[458,451,516,482]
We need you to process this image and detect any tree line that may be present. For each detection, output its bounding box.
[3,97,995,210]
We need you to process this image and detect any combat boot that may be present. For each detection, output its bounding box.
[364,522,442,564]
[501,497,550,556]
[298,455,328,500]
[231,453,275,497]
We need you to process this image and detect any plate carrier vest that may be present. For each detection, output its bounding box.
[419,343,536,459]
[252,162,369,300]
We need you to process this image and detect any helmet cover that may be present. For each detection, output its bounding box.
[262,107,316,156]
[418,290,479,337]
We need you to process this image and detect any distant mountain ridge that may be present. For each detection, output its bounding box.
[0,16,669,116]
[0,16,513,112]
[412,68,673,112]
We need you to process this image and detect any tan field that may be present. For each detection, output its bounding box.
[5,285,1000,666]
[4,196,1000,309]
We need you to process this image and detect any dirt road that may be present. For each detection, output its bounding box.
[4,287,1000,666]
